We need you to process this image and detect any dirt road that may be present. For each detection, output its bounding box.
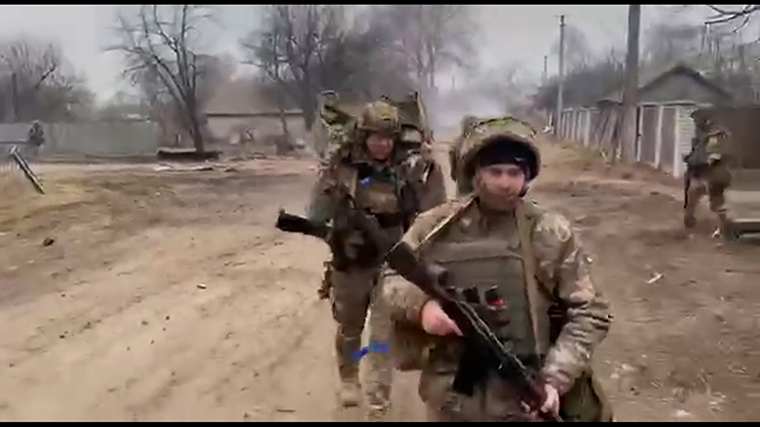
[1,142,759,421]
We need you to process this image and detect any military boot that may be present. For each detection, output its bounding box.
[339,378,362,407]
[365,341,392,420]
[336,334,363,407]
[365,383,391,421]
[718,214,737,241]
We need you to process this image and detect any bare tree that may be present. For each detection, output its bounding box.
[243,5,468,131]
[327,6,415,101]
[0,37,93,122]
[109,5,216,153]
[533,49,625,111]
[241,6,296,136]
[242,5,354,131]
[535,22,625,113]
[705,5,760,27]
[380,5,475,96]
[639,10,757,101]
[643,22,704,68]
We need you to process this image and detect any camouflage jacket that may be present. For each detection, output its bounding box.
[27,122,45,147]
[305,143,447,272]
[382,196,613,396]
[686,124,731,167]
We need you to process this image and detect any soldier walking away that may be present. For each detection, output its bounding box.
[305,100,447,419]
[26,120,45,159]
[683,110,734,238]
[383,117,614,422]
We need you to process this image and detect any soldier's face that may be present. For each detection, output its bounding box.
[366,132,395,161]
[474,163,526,211]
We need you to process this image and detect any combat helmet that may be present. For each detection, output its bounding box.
[690,109,711,127]
[457,116,540,183]
[357,100,400,136]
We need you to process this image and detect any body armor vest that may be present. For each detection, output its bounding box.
[355,167,402,217]
[420,215,549,367]
[328,162,407,269]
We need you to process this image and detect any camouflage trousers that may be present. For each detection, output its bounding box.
[684,174,730,228]
[330,265,393,409]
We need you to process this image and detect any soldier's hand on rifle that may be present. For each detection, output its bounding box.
[420,300,463,337]
[540,383,560,416]
[521,382,560,418]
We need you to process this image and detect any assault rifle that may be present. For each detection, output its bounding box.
[274,207,562,422]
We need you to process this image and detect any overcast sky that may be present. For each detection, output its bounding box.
[0,4,713,105]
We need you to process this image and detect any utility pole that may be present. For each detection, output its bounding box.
[619,5,641,162]
[542,55,548,85]
[554,15,566,138]
[542,55,549,124]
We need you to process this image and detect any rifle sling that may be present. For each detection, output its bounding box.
[515,199,544,357]
[417,195,476,250]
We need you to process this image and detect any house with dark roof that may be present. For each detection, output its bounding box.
[597,62,733,106]
[558,63,734,178]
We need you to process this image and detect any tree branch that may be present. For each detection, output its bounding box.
[706,4,760,25]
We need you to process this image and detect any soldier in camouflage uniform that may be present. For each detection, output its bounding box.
[306,100,447,419]
[683,111,733,236]
[383,117,614,422]
[311,90,357,165]
[26,120,45,159]
[392,91,447,212]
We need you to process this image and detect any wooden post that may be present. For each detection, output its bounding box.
[619,5,641,162]
[554,15,566,137]
[654,105,664,168]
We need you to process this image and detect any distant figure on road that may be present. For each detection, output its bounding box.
[26,120,45,158]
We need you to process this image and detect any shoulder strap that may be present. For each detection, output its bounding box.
[417,195,476,250]
[515,199,544,356]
